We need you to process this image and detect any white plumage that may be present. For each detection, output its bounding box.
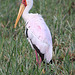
[23,13,52,63]
[15,0,53,64]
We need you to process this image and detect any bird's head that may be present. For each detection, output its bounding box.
[22,0,27,7]
[14,0,33,28]
[22,0,33,7]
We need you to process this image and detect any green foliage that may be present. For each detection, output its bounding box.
[0,0,75,75]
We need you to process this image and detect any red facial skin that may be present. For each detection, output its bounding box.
[22,0,27,7]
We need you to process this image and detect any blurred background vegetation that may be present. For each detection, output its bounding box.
[0,0,75,75]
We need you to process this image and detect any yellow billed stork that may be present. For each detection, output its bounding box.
[14,0,53,66]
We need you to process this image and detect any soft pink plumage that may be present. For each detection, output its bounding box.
[21,0,53,65]
[22,13,53,63]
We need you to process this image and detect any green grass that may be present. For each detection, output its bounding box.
[0,0,75,75]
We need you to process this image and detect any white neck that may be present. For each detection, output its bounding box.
[23,5,32,14]
[22,0,33,21]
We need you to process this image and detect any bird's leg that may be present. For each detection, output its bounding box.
[39,57,42,66]
[35,50,39,65]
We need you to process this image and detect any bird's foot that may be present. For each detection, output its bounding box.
[41,68,46,75]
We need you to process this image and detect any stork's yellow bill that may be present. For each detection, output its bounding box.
[14,3,25,28]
